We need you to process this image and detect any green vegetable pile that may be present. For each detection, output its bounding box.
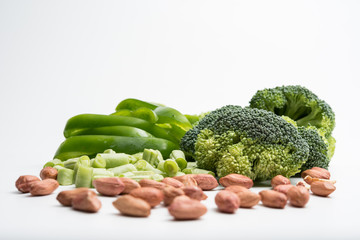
[54,98,192,160]
[46,148,214,187]
[180,85,336,180]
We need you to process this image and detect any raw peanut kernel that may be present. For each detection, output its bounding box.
[113,195,151,217]
[219,174,253,189]
[72,191,101,213]
[271,175,291,188]
[130,187,164,207]
[161,177,184,188]
[40,167,58,180]
[57,188,93,206]
[274,184,295,195]
[163,185,185,206]
[182,186,208,201]
[237,191,260,208]
[168,195,207,220]
[191,174,218,190]
[310,181,336,197]
[15,175,41,193]
[93,177,125,196]
[301,168,330,180]
[174,175,198,187]
[259,190,287,209]
[225,185,249,194]
[119,177,141,194]
[215,190,240,213]
[287,186,310,207]
[139,179,166,190]
[30,179,59,196]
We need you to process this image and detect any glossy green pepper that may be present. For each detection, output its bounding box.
[54,135,178,161]
[64,114,178,143]
[68,125,153,138]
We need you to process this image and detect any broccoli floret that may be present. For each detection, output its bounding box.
[180,105,309,180]
[249,85,335,138]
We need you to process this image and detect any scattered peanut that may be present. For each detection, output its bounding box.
[139,179,166,190]
[72,190,102,213]
[219,174,253,189]
[301,167,330,180]
[161,177,184,188]
[304,175,336,185]
[119,177,141,194]
[191,174,218,190]
[287,186,310,207]
[215,190,240,213]
[259,190,287,209]
[273,184,295,195]
[15,175,41,193]
[174,175,198,187]
[40,167,58,180]
[56,188,93,206]
[30,179,59,196]
[163,185,185,206]
[168,195,207,220]
[225,185,249,194]
[271,175,291,188]
[182,186,208,201]
[310,181,336,197]
[237,191,261,208]
[93,177,125,196]
[113,195,151,217]
[130,187,164,207]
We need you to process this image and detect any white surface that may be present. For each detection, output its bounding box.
[0,0,360,239]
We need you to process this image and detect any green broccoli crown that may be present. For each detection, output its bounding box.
[249,85,335,138]
[180,105,309,179]
[298,126,330,171]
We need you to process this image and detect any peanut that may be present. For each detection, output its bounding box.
[271,175,291,188]
[219,174,253,189]
[287,186,310,207]
[237,191,260,208]
[72,190,102,213]
[40,167,58,180]
[259,190,287,209]
[225,185,249,194]
[310,181,336,197]
[161,177,184,188]
[139,179,166,190]
[15,175,41,193]
[304,175,336,185]
[119,177,141,194]
[182,186,208,201]
[168,195,207,220]
[163,185,185,206]
[174,175,198,187]
[301,168,330,180]
[56,188,93,206]
[93,177,125,196]
[130,187,164,207]
[215,190,240,213]
[191,174,218,190]
[30,179,59,196]
[113,195,151,217]
[273,184,295,195]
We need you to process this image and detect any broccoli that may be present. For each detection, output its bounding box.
[249,85,335,138]
[180,105,309,180]
[250,85,336,171]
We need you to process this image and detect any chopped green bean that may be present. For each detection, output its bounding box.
[63,158,79,169]
[182,168,215,176]
[108,164,137,176]
[92,155,106,168]
[164,159,179,177]
[152,173,164,181]
[186,162,197,169]
[135,160,163,174]
[96,153,131,168]
[75,165,93,188]
[53,165,65,171]
[43,159,64,168]
[103,149,116,154]
[57,168,74,185]
[143,149,163,167]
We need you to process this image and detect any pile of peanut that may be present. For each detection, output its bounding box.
[15,166,336,220]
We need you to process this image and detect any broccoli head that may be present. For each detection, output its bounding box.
[249,85,335,138]
[180,105,309,180]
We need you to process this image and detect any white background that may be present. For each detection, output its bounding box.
[0,0,359,239]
